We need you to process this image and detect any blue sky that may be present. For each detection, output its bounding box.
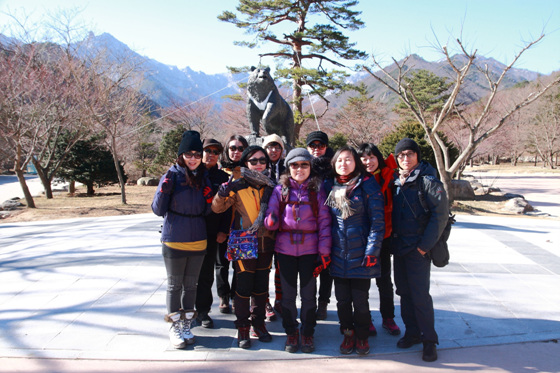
[0,0,559,75]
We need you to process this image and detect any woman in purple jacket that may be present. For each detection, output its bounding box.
[265,148,332,354]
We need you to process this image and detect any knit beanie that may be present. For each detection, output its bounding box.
[306,131,329,146]
[262,134,285,151]
[285,148,313,166]
[394,138,421,161]
[177,130,203,156]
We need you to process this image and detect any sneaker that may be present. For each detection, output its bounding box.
[197,312,214,329]
[339,329,355,354]
[219,296,231,314]
[356,338,370,355]
[251,324,272,342]
[397,334,422,349]
[168,313,186,349]
[422,342,438,362]
[265,302,277,321]
[316,301,328,320]
[369,320,377,336]
[382,318,401,336]
[237,326,251,349]
[285,330,299,353]
[182,311,196,345]
[301,335,315,353]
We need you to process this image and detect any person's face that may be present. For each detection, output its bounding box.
[397,150,419,172]
[335,150,356,177]
[265,142,282,162]
[307,141,327,158]
[182,151,202,171]
[360,153,379,174]
[203,146,221,168]
[289,161,311,184]
[246,150,267,172]
[228,140,245,162]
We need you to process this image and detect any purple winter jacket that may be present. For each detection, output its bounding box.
[265,177,331,257]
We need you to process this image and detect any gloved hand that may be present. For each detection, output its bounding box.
[313,255,331,278]
[160,171,174,194]
[202,186,213,204]
[362,255,377,267]
[217,174,235,197]
[267,211,278,228]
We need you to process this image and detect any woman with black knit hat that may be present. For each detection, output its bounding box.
[152,130,213,349]
[212,145,276,349]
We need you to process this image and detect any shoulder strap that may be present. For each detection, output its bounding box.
[417,176,429,213]
[309,188,319,218]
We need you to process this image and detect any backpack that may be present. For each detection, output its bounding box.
[417,176,455,268]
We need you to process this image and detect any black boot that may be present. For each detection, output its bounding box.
[422,342,438,362]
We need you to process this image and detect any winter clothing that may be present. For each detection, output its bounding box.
[177,130,203,156]
[306,130,329,146]
[392,159,449,347]
[394,137,421,161]
[284,148,313,166]
[325,176,385,279]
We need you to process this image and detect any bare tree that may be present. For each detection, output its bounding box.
[363,34,560,200]
[528,86,560,168]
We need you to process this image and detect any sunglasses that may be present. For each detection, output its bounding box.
[247,157,267,166]
[183,151,202,159]
[204,148,221,156]
[229,145,244,152]
[308,143,326,150]
[289,162,310,169]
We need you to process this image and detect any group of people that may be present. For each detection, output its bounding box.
[151,129,449,362]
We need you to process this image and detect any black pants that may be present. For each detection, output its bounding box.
[233,251,274,328]
[374,238,396,319]
[215,239,235,299]
[195,232,219,315]
[334,277,371,340]
[318,268,333,303]
[393,249,438,343]
[277,253,317,336]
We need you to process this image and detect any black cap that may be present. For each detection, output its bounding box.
[177,130,203,157]
[394,138,421,161]
[202,138,224,152]
[306,131,329,146]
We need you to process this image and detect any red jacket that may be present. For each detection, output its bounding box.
[371,154,397,239]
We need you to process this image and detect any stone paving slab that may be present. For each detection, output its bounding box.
[1,213,559,362]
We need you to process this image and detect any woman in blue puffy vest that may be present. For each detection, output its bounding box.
[324,146,385,356]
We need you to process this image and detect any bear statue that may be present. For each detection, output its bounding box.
[246,66,295,147]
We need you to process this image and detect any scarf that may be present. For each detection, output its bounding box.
[399,168,411,185]
[325,175,360,219]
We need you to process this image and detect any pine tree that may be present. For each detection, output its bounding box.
[218,0,367,140]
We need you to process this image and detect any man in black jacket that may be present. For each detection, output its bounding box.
[391,138,448,362]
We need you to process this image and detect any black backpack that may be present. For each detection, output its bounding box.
[417,176,455,268]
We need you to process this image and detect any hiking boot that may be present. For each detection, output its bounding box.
[265,302,277,322]
[237,326,251,349]
[422,342,438,362]
[339,329,355,354]
[182,310,196,345]
[219,296,231,314]
[300,335,315,353]
[369,320,377,336]
[382,318,401,336]
[397,334,422,349]
[166,312,186,349]
[285,330,299,353]
[316,301,328,320]
[356,338,370,355]
[251,324,272,342]
[197,312,214,329]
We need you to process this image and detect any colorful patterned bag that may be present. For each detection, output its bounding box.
[226,220,258,261]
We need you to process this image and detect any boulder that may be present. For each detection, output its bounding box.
[1,199,23,211]
[503,197,534,214]
[137,177,159,186]
[451,180,475,200]
[469,180,486,196]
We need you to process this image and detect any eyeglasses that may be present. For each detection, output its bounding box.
[204,148,221,156]
[265,145,282,151]
[308,142,326,150]
[229,145,244,152]
[247,157,267,165]
[289,162,310,169]
[183,151,202,159]
[397,151,416,160]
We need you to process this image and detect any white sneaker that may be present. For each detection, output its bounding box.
[167,312,186,349]
[182,311,195,345]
